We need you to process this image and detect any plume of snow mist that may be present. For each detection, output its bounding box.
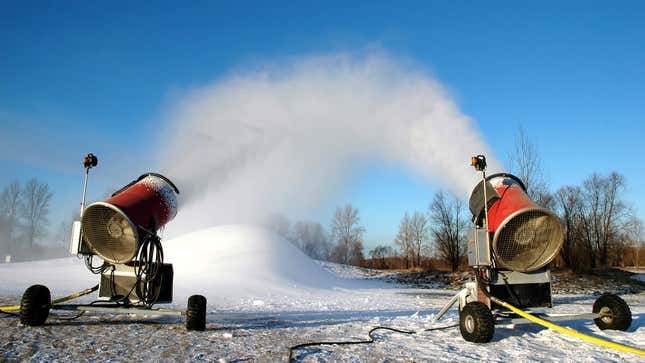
[158,53,500,236]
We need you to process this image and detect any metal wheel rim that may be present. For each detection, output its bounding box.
[464,315,475,333]
[599,306,613,324]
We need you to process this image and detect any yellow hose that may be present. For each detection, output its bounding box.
[491,296,645,357]
[0,285,98,312]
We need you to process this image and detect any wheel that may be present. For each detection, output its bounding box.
[186,295,206,331]
[20,285,51,326]
[460,301,495,343]
[593,294,631,331]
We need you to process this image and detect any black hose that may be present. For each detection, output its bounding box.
[85,255,110,274]
[288,323,458,361]
[134,233,164,307]
[50,311,86,321]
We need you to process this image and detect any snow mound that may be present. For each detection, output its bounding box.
[0,225,375,308]
[164,225,361,302]
[0,257,94,297]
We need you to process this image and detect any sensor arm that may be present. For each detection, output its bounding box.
[80,153,98,217]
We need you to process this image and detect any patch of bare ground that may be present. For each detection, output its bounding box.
[551,268,644,295]
[382,268,645,295]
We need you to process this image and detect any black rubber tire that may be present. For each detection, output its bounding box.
[186,295,206,331]
[593,294,631,331]
[460,301,495,343]
[20,285,51,326]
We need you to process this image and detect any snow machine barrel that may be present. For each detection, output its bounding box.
[469,173,563,272]
[81,173,179,264]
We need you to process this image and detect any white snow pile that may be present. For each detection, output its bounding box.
[0,225,378,308]
[163,224,371,301]
[0,257,95,297]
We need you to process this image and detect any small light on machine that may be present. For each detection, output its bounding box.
[471,154,487,171]
[82,153,98,169]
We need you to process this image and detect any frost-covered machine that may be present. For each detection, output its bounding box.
[467,163,563,311]
[434,155,633,343]
[18,154,207,330]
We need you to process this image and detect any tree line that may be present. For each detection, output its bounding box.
[509,127,643,272]
[372,169,644,273]
[370,191,466,272]
[264,195,468,272]
[264,203,367,266]
[264,174,643,274]
[0,179,55,260]
[381,128,644,273]
[554,172,643,271]
[3,127,643,272]
[270,127,644,274]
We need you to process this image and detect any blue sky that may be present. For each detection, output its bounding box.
[1,1,644,248]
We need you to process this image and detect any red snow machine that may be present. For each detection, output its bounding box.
[19,153,207,331]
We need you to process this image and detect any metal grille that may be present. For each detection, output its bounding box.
[492,209,563,272]
[81,203,139,264]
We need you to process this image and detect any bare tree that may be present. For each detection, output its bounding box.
[629,219,644,268]
[369,245,394,269]
[579,172,628,267]
[0,215,9,255]
[330,204,365,265]
[508,126,552,208]
[611,216,641,267]
[554,173,642,271]
[0,181,22,252]
[410,211,429,268]
[349,240,365,266]
[429,191,466,272]
[292,221,331,260]
[394,212,414,268]
[21,178,53,248]
[554,185,584,268]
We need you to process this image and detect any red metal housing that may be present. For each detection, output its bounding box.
[81,173,179,264]
[472,174,563,272]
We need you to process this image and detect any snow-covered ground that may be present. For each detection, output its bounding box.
[1,225,644,362]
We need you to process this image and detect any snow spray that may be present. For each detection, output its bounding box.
[157,53,501,235]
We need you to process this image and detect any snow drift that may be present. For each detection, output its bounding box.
[0,225,369,306]
[0,257,95,297]
[163,224,364,301]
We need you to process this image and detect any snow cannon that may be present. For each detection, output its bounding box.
[18,154,206,331]
[468,173,563,272]
[81,173,179,264]
[465,163,564,313]
[431,155,632,345]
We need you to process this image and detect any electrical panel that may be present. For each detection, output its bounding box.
[69,221,92,255]
[69,221,82,255]
[467,227,491,267]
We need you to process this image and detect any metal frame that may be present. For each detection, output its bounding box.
[51,304,185,317]
[435,287,604,326]
[496,313,600,325]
